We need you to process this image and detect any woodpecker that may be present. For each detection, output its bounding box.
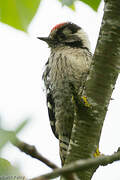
[38,22,92,165]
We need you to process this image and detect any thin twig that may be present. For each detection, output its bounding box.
[11,136,58,169]
[8,132,76,180]
[30,149,120,180]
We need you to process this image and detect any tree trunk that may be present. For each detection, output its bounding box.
[61,0,120,179]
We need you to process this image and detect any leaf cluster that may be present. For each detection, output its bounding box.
[0,0,101,32]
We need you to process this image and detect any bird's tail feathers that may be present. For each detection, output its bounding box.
[59,135,70,166]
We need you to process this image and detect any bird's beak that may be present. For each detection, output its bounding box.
[37,37,50,44]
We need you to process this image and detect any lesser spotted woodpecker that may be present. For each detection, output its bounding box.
[38,22,92,165]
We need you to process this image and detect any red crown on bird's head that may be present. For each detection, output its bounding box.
[51,22,68,32]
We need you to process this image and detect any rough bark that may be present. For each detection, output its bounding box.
[61,0,120,179]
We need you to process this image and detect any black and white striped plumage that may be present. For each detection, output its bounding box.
[38,22,92,165]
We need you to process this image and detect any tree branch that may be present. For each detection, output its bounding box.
[30,149,120,180]
[10,134,77,180]
[11,136,58,169]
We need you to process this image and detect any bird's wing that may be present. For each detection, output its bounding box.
[42,60,58,139]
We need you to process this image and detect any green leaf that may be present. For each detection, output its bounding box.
[69,4,75,11]
[59,0,75,6]
[15,118,29,134]
[0,129,11,149]
[0,0,41,32]
[0,158,12,174]
[0,119,29,150]
[0,158,21,176]
[0,130,16,151]
[58,0,101,11]
[80,0,101,11]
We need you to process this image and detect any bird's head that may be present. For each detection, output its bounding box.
[38,22,90,50]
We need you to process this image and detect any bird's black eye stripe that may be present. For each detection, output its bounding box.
[64,40,83,48]
[64,41,90,52]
